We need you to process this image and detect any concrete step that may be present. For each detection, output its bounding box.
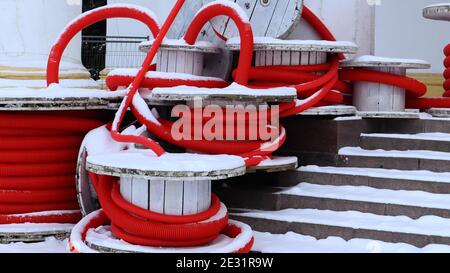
[231,208,450,247]
[296,166,450,194]
[360,133,450,152]
[338,147,450,172]
[216,182,450,219]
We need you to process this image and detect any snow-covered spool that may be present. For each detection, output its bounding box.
[86,151,244,216]
[140,39,220,76]
[151,83,297,104]
[423,3,450,20]
[227,38,357,67]
[73,125,254,253]
[226,38,357,117]
[342,56,431,119]
[70,209,254,253]
[298,105,357,117]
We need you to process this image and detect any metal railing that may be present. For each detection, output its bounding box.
[82,35,150,82]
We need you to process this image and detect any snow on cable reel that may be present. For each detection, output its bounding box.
[341,55,431,119]
[203,0,304,39]
[72,125,253,253]
[224,6,359,118]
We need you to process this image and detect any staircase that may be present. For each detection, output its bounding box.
[216,131,450,250]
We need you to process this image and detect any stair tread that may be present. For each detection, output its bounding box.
[233,208,450,237]
[340,147,450,161]
[298,166,450,183]
[278,183,450,210]
[361,132,450,142]
[253,231,450,253]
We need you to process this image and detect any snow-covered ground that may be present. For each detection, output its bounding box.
[0,238,68,253]
[3,232,450,253]
[253,232,450,253]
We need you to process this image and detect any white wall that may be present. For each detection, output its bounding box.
[0,0,82,67]
[107,0,173,37]
[375,0,447,73]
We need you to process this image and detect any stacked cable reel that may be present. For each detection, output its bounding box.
[69,0,362,253]
[0,4,161,244]
[52,0,448,252]
[69,1,266,253]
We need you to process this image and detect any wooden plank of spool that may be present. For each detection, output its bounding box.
[202,0,303,39]
[86,152,246,181]
[426,108,450,118]
[86,152,244,219]
[77,148,100,216]
[342,56,430,118]
[298,105,357,116]
[0,225,72,244]
[150,86,297,103]
[357,111,421,119]
[227,39,358,54]
[140,39,226,78]
[0,97,116,111]
[246,156,298,173]
[423,4,450,21]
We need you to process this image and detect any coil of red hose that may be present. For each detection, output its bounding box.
[0,111,104,224]
[88,173,229,247]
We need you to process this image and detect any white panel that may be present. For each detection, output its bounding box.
[281,51,291,66]
[176,51,186,73]
[255,51,261,67]
[0,0,82,66]
[392,68,406,111]
[368,80,381,112]
[317,52,327,65]
[167,51,177,72]
[197,180,212,213]
[291,51,301,66]
[300,52,310,65]
[164,181,184,215]
[265,50,274,66]
[182,180,199,215]
[119,177,132,203]
[131,178,149,210]
[184,52,195,74]
[273,51,282,65]
[309,51,318,65]
[158,50,168,72]
[149,179,165,214]
[192,52,204,76]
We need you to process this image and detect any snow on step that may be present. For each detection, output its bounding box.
[339,147,450,161]
[361,133,450,142]
[234,208,450,237]
[0,237,68,253]
[298,166,450,184]
[253,231,450,253]
[279,183,450,210]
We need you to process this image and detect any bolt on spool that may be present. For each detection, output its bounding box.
[260,0,270,7]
